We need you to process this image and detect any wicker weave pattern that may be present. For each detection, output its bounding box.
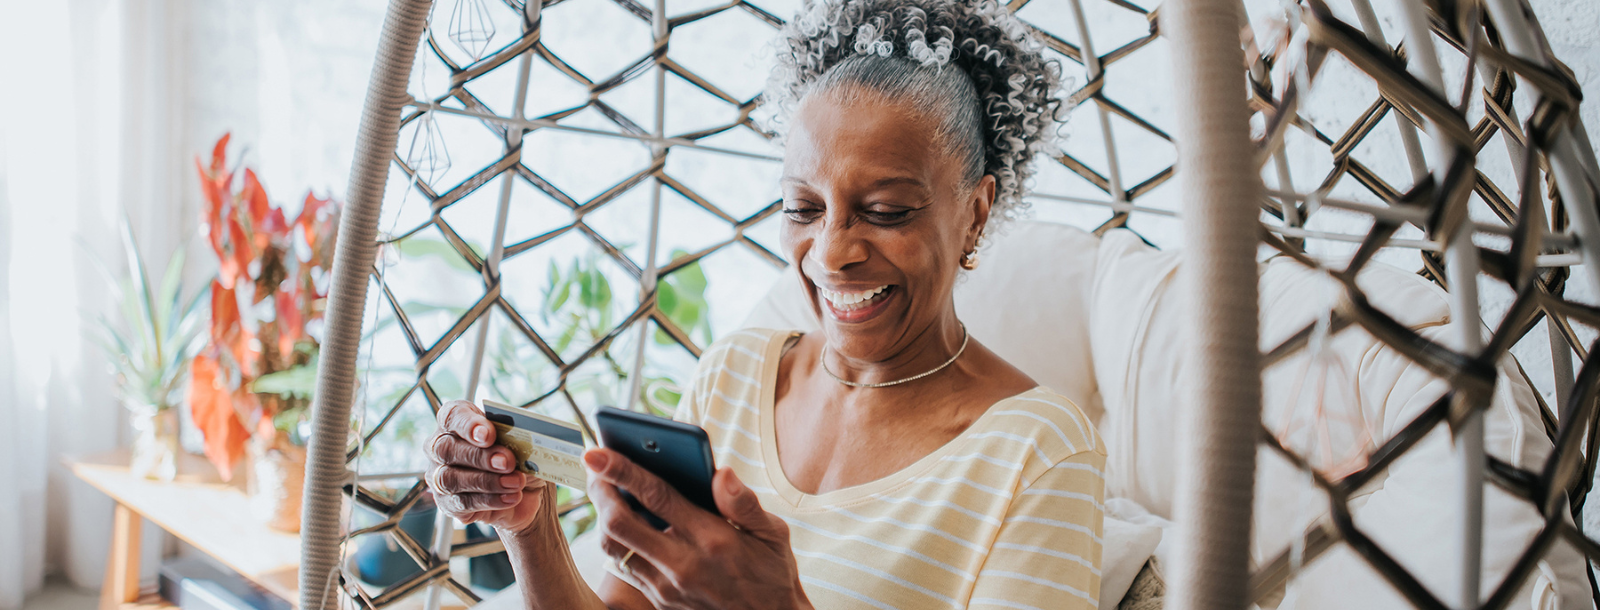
[330,0,1600,608]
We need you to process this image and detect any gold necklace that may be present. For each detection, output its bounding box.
[820,323,969,389]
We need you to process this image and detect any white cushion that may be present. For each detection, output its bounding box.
[1089,229,1591,609]
[1102,499,1167,610]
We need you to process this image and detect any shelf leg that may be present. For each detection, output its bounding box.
[101,502,142,610]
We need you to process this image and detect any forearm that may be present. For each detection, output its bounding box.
[500,496,608,610]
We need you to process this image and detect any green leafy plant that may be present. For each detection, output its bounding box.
[94,225,210,417]
[251,346,320,444]
[654,249,713,348]
[534,249,711,416]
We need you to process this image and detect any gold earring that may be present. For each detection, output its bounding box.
[960,251,979,270]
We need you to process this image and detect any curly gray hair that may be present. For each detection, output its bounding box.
[766,0,1065,220]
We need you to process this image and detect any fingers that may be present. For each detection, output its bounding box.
[437,400,495,447]
[427,431,515,473]
[432,466,527,494]
[711,468,785,539]
[588,475,687,564]
[600,537,679,607]
[435,489,522,515]
[584,448,701,529]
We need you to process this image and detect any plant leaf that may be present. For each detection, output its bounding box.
[252,364,318,399]
[673,251,707,294]
[395,238,476,273]
[578,267,600,309]
[189,352,250,481]
[657,280,679,316]
[120,222,163,364]
[555,313,581,353]
[154,246,187,335]
[594,269,612,311]
[548,275,572,314]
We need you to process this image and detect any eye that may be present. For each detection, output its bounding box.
[781,206,823,224]
[863,209,912,225]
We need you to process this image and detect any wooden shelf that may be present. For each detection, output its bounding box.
[69,450,300,609]
[70,449,476,610]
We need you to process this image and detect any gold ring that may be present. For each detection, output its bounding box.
[618,549,636,575]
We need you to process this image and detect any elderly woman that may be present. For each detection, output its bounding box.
[423,0,1102,608]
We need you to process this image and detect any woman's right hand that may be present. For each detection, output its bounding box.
[425,400,549,536]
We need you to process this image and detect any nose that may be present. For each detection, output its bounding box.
[808,212,870,273]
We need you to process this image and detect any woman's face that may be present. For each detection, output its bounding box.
[779,88,995,362]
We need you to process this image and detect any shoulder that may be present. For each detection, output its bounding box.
[693,328,795,386]
[680,328,796,421]
[969,387,1105,484]
[699,328,790,365]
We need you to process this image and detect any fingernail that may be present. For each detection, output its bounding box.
[723,469,742,496]
[501,493,519,504]
[490,454,509,471]
[584,450,609,471]
[471,425,488,444]
[501,474,522,490]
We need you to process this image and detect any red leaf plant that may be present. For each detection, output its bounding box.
[189,133,340,480]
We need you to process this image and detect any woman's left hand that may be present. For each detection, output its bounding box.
[584,448,813,610]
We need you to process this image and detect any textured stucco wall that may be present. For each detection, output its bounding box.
[1536,0,1600,151]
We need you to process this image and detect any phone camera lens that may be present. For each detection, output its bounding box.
[643,439,659,452]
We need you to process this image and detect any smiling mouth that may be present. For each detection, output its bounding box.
[817,285,897,322]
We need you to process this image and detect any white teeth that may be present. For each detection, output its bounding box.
[820,285,890,310]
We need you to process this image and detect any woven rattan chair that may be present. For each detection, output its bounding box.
[295,0,1600,608]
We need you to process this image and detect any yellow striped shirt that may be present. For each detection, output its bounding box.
[675,328,1105,610]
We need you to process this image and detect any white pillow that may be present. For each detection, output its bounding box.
[1089,229,1592,609]
[1102,500,1166,610]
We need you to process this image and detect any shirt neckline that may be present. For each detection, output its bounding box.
[756,330,1042,511]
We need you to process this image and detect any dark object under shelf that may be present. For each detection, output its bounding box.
[158,555,293,610]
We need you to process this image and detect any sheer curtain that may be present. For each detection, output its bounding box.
[0,0,186,605]
[2,0,384,604]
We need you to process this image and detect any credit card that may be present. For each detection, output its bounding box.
[481,400,587,490]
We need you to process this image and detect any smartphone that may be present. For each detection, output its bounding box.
[594,406,719,530]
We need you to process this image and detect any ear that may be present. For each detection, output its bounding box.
[966,174,997,250]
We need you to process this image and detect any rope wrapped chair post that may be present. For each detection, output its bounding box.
[297,0,1600,608]
[1163,0,1262,607]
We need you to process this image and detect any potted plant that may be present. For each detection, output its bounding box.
[188,134,340,532]
[93,225,209,481]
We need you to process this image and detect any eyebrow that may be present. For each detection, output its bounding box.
[779,176,929,190]
[868,176,928,190]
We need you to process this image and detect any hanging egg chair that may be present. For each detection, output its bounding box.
[296,0,1600,608]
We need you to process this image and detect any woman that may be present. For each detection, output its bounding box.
[423,0,1103,607]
